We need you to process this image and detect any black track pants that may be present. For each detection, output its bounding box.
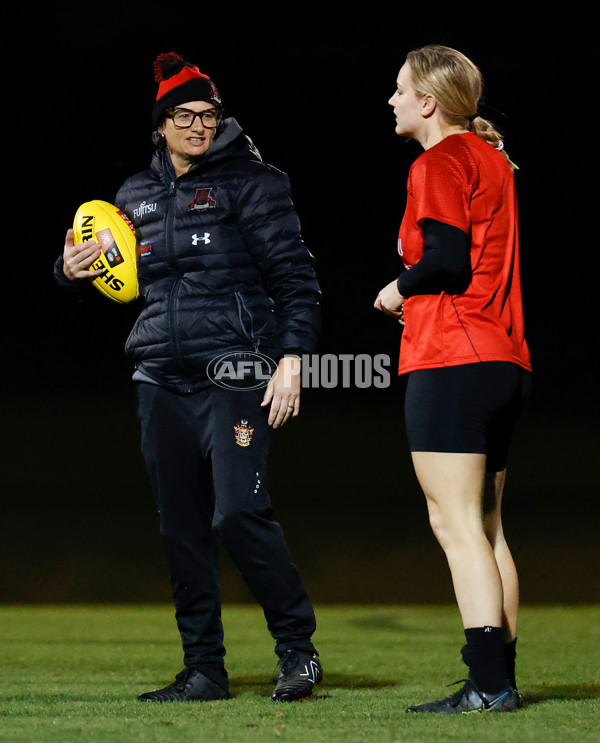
[135,382,317,670]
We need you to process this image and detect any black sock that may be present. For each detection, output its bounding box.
[461,627,510,694]
[504,638,518,690]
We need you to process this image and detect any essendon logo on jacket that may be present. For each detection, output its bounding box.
[189,188,216,211]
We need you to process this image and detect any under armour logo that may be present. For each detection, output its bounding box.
[192,232,211,245]
[299,660,320,684]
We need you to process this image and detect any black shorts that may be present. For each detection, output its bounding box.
[404,362,531,472]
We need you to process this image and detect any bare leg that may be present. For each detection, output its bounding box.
[411,452,503,629]
[483,470,519,641]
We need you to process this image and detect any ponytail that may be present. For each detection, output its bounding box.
[469,115,519,171]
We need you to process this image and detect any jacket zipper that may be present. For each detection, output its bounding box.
[166,180,186,372]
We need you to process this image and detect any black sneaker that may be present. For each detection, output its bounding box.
[271,650,323,702]
[407,679,521,714]
[513,688,525,709]
[138,668,229,702]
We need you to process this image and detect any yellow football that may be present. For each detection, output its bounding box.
[73,200,139,304]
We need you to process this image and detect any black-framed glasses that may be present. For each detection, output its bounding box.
[165,107,222,129]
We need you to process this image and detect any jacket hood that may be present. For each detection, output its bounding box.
[207,117,262,162]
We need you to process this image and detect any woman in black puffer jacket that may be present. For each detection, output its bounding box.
[57,52,322,704]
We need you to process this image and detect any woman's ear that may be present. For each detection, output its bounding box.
[421,94,437,118]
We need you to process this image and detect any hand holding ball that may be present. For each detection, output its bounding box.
[72,200,139,304]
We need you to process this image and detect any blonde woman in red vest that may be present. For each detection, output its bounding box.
[374,44,532,714]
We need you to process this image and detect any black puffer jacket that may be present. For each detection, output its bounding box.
[110,118,320,393]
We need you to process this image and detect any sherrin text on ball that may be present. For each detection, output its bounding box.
[73,200,139,304]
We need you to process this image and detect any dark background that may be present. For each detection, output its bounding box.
[3,10,598,605]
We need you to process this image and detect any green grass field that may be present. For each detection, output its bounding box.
[1,605,598,742]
